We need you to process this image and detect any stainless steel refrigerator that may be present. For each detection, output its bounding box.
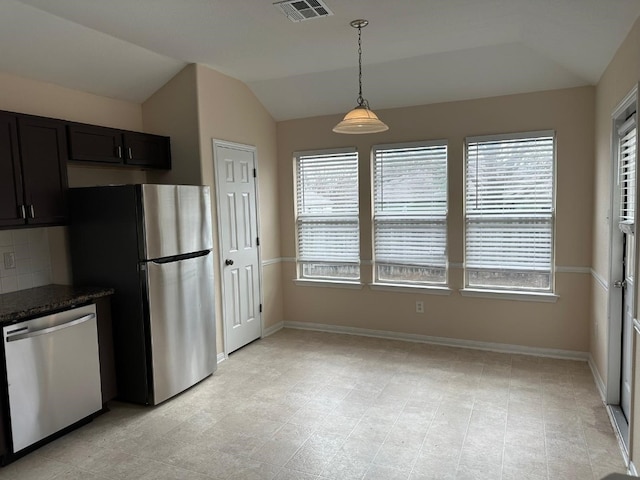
[69,184,216,405]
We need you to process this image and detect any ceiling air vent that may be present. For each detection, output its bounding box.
[274,0,333,22]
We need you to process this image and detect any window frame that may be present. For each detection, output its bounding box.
[463,130,557,294]
[371,140,449,287]
[294,147,361,283]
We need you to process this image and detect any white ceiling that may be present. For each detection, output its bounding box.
[2,0,640,121]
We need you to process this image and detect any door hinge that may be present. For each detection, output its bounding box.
[253,168,257,178]
[256,236,260,246]
[259,303,263,313]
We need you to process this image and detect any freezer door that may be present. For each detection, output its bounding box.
[141,184,213,260]
[145,252,216,404]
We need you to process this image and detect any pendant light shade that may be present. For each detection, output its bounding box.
[333,19,388,135]
[333,106,389,134]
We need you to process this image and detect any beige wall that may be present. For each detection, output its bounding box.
[591,18,640,386]
[278,86,595,352]
[141,64,283,354]
[143,65,202,186]
[195,65,282,352]
[0,71,149,285]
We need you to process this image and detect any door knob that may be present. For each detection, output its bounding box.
[225,259,234,266]
[614,280,627,288]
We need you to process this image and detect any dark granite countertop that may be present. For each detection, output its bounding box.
[0,284,114,323]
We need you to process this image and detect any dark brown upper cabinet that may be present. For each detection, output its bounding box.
[0,113,24,228]
[123,132,171,169]
[18,116,69,226]
[67,124,123,164]
[0,113,68,228]
[68,124,171,170]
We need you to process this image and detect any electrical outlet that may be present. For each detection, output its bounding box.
[416,301,424,314]
[3,252,15,270]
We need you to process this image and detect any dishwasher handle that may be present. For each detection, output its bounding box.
[6,313,96,343]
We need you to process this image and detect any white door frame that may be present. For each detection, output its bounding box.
[607,85,639,406]
[212,139,264,357]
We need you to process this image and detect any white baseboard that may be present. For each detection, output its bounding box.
[216,352,226,364]
[588,354,607,401]
[263,321,284,337]
[283,321,589,360]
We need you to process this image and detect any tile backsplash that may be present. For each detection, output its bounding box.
[0,229,52,294]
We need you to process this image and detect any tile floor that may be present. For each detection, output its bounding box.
[0,328,628,480]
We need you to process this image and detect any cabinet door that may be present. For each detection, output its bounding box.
[18,117,69,226]
[123,132,171,169]
[67,124,123,164]
[0,113,24,227]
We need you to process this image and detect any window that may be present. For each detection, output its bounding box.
[464,131,555,292]
[295,148,360,281]
[373,141,448,285]
[618,113,637,230]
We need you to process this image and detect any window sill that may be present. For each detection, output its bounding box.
[460,288,558,303]
[369,283,453,295]
[293,279,364,290]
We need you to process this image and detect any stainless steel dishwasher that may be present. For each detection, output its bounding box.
[3,304,102,453]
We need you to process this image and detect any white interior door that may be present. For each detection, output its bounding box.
[214,141,262,354]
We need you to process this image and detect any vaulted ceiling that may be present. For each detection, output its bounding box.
[2,0,640,121]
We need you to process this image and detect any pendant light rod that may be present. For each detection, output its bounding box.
[352,19,368,108]
[333,19,389,134]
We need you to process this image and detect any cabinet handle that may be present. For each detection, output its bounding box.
[19,205,26,219]
[29,205,35,218]
[128,147,133,160]
[117,146,122,158]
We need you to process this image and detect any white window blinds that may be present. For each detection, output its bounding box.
[373,142,448,285]
[619,114,637,228]
[295,149,360,280]
[465,132,555,291]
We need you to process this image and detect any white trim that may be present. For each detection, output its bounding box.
[282,321,588,360]
[369,283,453,295]
[460,288,559,303]
[466,129,556,144]
[262,258,283,267]
[282,257,296,263]
[612,84,639,120]
[217,352,226,364]
[373,139,449,151]
[293,146,356,158]
[588,354,607,401]
[452,263,592,274]
[555,266,591,274]
[263,322,284,337]
[608,405,631,466]
[293,279,363,289]
[587,356,630,470]
[592,268,609,291]
[629,461,638,476]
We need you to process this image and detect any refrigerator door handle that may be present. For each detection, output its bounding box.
[150,250,211,264]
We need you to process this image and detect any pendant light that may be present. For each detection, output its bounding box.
[333,19,389,134]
